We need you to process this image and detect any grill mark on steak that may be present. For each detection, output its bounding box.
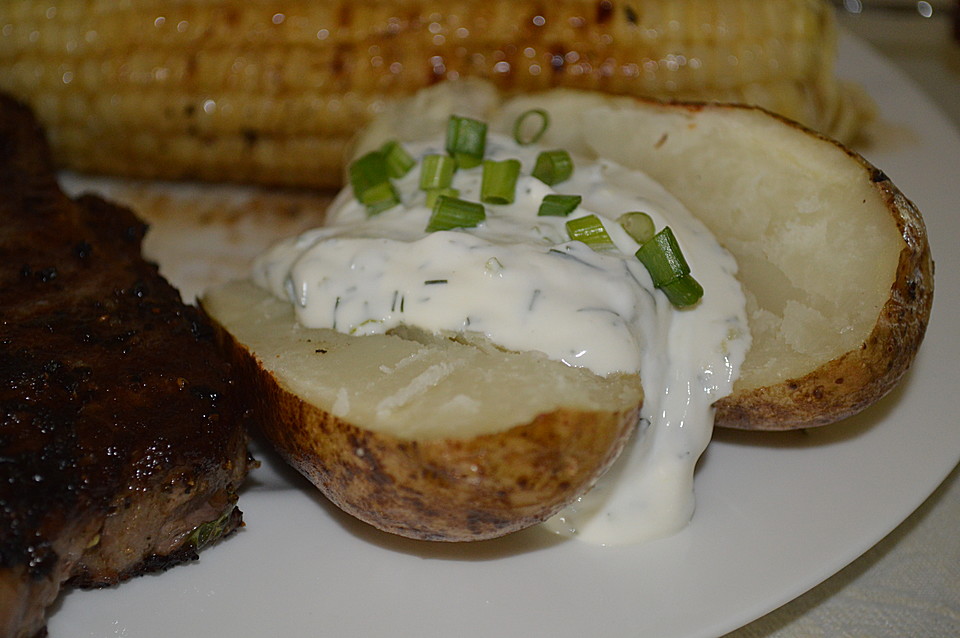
[0,95,253,638]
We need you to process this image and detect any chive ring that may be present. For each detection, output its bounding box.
[532,149,574,186]
[446,115,487,169]
[513,108,550,146]
[426,195,486,232]
[566,214,616,250]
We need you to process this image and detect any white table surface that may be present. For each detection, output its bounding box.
[726,7,960,636]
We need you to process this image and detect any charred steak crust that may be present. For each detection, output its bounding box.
[0,95,252,638]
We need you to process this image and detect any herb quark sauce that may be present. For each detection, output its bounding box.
[253,132,751,545]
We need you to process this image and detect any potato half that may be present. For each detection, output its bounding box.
[503,92,932,430]
[356,80,933,430]
[202,281,642,541]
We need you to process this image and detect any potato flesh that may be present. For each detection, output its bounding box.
[606,111,902,389]
[202,280,643,440]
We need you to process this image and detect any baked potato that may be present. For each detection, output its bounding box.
[202,81,932,541]
[203,284,643,541]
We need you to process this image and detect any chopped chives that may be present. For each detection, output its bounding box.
[634,226,703,306]
[349,150,389,188]
[445,115,487,169]
[347,149,400,214]
[424,186,459,208]
[381,140,415,178]
[513,108,550,145]
[532,150,574,185]
[426,195,486,232]
[634,226,691,286]
[618,211,656,244]
[566,215,615,250]
[659,274,704,308]
[419,154,456,190]
[360,180,401,215]
[538,194,581,217]
[480,158,521,204]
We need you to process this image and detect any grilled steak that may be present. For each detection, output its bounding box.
[0,95,252,637]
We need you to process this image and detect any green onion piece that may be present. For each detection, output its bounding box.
[426,195,486,232]
[446,115,487,169]
[538,194,581,217]
[659,274,704,308]
[419,154,456,190]
[360,180,401,215]
[618,211,656,244]
[566,214,615,250]
[424,187,459,209]
[634,226,691,286]
[186,506,236,551]
[381,140,415,178]
[532,150,574,185]
[480,158,521,204]
[349,150,390,201]
[513,108,550,145]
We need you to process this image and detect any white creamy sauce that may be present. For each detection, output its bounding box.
[252,132,750,546]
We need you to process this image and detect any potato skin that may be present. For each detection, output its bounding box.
[714,141,934,430]
[211,316,640,541]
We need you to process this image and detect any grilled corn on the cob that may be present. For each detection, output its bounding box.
[0,0,870,188]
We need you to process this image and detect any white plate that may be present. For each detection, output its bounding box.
[47,32,960,638]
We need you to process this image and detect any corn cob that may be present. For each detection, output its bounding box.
[0,0,869,189]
